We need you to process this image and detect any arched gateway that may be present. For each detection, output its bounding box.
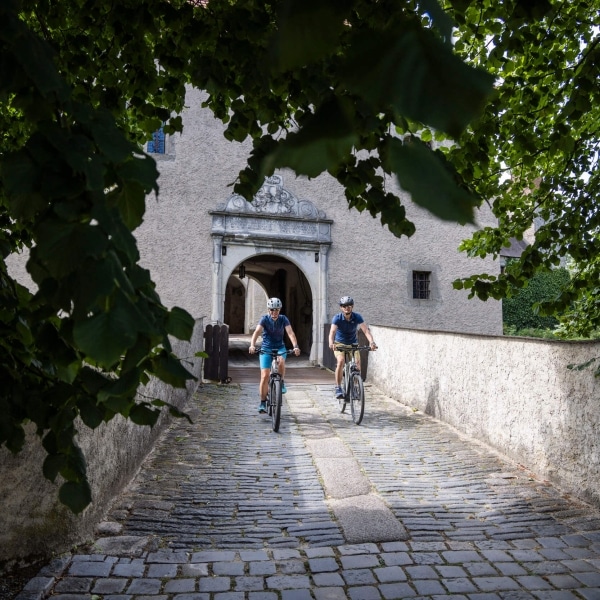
[210,175,332,363]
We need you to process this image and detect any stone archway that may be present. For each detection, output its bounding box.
[210,175,332,363]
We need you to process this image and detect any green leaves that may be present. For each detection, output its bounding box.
[152,351,195,388]
[0,0,69,104]
[73,306,138,368]
[445,0,600,334]
[258,1,493,230]
[34,220,109,278]
[59,480,92,514]
[263,96,359,178]
[87,109,138,164]
[340,21,495,139]
[271,0,349,70]
[166,307,195,341]
[386,138,476,224]
[568,358,598,373]
[0,0,197,515]
[42,432,92,514]
[115,155,160,230]
[186,0,496,231]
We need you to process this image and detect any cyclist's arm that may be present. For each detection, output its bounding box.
[285,324,301,355]
[328,324,338,350]
[358,322,377,349]
[249,324,264,353]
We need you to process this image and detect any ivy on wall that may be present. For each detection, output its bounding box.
[503,268,571,331]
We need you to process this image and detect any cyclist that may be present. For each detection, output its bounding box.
[249,297,301,413]
[328,296,377,399]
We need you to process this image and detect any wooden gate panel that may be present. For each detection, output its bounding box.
[204,324,216,380]
[203,324,229,382]
[322,324,336,372]
[218,324,229,383]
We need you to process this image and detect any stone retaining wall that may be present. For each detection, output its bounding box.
[0,320,204,573]
[368,325,600,508]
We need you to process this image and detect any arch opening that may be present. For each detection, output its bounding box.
[225,255,313,353]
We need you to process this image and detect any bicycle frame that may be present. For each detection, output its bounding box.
[257,348,292,432]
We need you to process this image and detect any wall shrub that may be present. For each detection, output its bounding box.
[503,268,570,330]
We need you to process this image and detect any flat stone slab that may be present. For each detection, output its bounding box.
[95,521,123,536]
[305,437,353,458]
[328,495,409,543]
[91,536,155,556]
[313,456,371,498]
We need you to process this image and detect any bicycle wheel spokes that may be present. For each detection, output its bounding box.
[349,372,365,425]
[271,378,282,432]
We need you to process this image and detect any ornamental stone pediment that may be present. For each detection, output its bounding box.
[210,175,332,246]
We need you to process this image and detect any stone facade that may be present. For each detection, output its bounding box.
[136,87,502,364]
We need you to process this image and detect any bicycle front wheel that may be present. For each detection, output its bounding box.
[349,372,365,425]
[270,378,282,432]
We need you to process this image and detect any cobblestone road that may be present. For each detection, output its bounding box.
[17,380,600,600]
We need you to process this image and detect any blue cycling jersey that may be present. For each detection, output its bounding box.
[332,311,365,345]
[258,314,290,350]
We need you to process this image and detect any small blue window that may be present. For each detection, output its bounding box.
[147,127,165,154]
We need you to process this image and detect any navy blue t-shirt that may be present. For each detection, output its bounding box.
[259,314,290,350]
[332,311,364,345]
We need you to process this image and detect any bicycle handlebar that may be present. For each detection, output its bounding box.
[334,344,375,352]
[255,347,297,355]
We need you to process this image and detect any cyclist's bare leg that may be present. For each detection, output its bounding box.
[335,353,345,386]
[277,355,286,381]
[259,368,270,400]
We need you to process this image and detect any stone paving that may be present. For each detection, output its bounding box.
[16,380,600,600]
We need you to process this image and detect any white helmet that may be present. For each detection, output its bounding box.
[267,297,282,309]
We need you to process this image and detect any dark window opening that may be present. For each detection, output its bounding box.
[412,271,431,299]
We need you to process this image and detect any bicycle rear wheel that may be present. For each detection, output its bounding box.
[338,368,347,413]
[270,378,282,432]
[349,372,365,425]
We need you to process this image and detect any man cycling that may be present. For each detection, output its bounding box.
[328,296,377,399]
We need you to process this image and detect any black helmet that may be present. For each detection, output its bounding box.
[339,296,354,306]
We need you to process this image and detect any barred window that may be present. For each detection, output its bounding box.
[147,127,166,154]
[412,271,431,299]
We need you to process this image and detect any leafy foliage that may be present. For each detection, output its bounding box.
[10,0,590,511]
[502,267,570,331]
[446,0,600,336]
[0,0,197,513]
[191,0,495,233]
[1,0,499,512]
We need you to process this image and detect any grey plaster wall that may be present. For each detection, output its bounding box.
[135,87,503,344]
[367,325,600,508]
[0,322,204,572]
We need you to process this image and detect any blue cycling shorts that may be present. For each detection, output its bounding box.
[260,346,287,369]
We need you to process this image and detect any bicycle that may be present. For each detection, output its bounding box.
[257,347,293,432]
[335,344,373,425]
